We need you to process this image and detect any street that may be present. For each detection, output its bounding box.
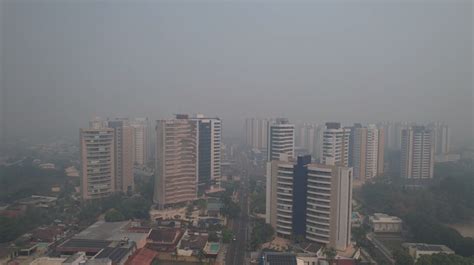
[225,151,251,265]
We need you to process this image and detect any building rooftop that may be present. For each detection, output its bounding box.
[263,252,297,265]
[298,242,323,254]
[17,195,57,206]
[63,252,86,263]
[403,243,454,252]
[370,213,402,223]
[75,221,130,240]
[147,228,183,244]
[179,234,208,250]
[57,238,112,253]
[83,258,111,265]
[125,247,159,265]
[75,220,149,244]
[94,241,136,264]
[203,242,220,256]
[30,225,65,243]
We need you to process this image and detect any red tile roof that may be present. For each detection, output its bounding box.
[147,228,183,244]
[337,259,356,265]
[125,248,159,265]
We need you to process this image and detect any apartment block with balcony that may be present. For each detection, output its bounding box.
[80,127,115,200]
[154,115,198,208]
[266,155,353,251]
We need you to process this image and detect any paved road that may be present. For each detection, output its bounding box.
[225,152,250,265]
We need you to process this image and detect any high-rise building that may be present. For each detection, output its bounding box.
[193,114,222,193]
[89,117,107,129]
[313,124,325,161]
[401,126,434,179]
[428,122,451,155]
[321,122,351,166]
[377,121,410,150]
[295,123,319,157]
[154,115,198,208]
[245,118,270,150]
[350,124,385,180]
[267,118,295,161]
[107,118,134,194]
[131,118,149,166]
[266,155,353,251]
[80,123,115,200]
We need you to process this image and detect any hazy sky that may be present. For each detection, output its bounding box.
[1,1,472,143]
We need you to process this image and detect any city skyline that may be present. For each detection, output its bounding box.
[0,1,473,264]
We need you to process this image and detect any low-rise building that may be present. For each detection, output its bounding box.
[74,220,150,249]
[125,248,159,265]
[30,225,67,245]
[145,228,184,253]
[203,242,221,257]
[261,252,297,265]
[17,195,58,208]
[56,239,112,256]
[39,163,56,169]
[93,241,137,264]
[369,213,402,233]
[30,257,68,265]
[403,243,454,260]
[177,233,208,257]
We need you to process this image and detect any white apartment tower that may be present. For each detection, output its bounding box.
[107,118,134,194]
[429,122,451,155]
[322,122,351,166]
[265,159,294,236]
[267,118,295,161]
[80,123,115,200]
[266,155,353,251]
[245,118,270,150]
[154,115,198,208]
[401,126,434,179]
[351,124,385,180]
[305,164,353,250]
[295,123,319,157]
[131,118,149,166]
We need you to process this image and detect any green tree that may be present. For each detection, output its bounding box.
[250,220,274,250]
[222,228,233,243]
[323,247,337,265]
[416,253,474,265]
[104,208,126,222]
[119,196,151,219]
[393,249,414,265]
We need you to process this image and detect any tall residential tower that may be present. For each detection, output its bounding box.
[401,126,434,179]
[80,123,115,200]
[266,155,353,251]
[194,114,222,193]
[350,124,385,180]
[154,115,198,208]
[245,118,270,150]
[321,122,351,166]
[130,118,150,166]
[107,118,134,194]
[267,118,295,161]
